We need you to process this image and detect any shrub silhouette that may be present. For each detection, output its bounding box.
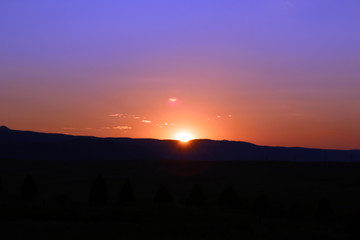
[217,184,240,209]
[252,195,273,216]
[186,184,206,207]
[89,174,108,205]
[119,179,134,206]
[154,184,173,204]
[21,175,38,201]
[317,197,333,220]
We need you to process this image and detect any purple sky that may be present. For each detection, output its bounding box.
[1,0,360,149]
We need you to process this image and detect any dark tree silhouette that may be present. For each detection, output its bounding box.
[22,175,38,201]
[217,184,240,209]
[186,184,206,207]
[89,174,108,205]
[119,179,134,206]
[317,197,333,220]
[154,184,173,204]
[252,195,273,216]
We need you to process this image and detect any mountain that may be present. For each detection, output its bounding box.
[0,125,10,130]
[0,126,359,161]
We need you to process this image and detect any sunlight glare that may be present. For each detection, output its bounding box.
[175,132,194,142]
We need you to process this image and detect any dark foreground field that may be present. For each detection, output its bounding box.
[1,159,360,239]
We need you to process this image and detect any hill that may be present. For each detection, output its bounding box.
[0,126,358,161]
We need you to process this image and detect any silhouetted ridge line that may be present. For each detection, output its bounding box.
[0,127,359,161]
[0,126,10,132]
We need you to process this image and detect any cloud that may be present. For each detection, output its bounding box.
[168,97,180,106]
[62,127,77,130]
[108,114,123,117]
[142,120,152,123]
[113,126,132,130]
[109,113,144,120]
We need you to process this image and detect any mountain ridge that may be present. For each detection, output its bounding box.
[0,125,10,131]
[0,126,359,161]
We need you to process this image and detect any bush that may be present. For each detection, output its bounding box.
[119,179,135,206]
[22,175,38,201]
[89,174,108,205]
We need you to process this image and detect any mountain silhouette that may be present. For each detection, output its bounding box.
[0,125,11,134]
[0,126,358,161]
[0,125,10,130]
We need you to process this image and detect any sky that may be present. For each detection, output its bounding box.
[1,0,360,149]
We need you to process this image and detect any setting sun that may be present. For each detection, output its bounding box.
[175,132,194,142]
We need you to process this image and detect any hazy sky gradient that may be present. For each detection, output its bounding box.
[1,0,360,149]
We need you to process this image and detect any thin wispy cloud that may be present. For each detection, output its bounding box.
[108,114,123,117]
[156,122,174,128]
[113,126,132,130]
[215,114,233,119]
[108,113,143,120]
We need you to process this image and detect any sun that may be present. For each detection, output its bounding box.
[175,132,194,142]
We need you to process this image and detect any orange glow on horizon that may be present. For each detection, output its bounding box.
[175,132,194,142]
[2,79,360,150]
